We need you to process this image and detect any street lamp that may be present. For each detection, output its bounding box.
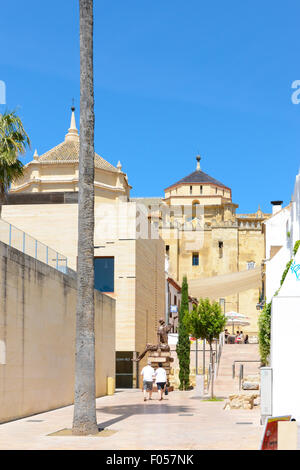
[219,298,225,315]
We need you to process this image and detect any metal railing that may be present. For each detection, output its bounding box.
[0,218,68,274]
[232,360,261,379]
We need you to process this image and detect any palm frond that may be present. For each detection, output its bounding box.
[0,110,31,161]
[0,111,29,197]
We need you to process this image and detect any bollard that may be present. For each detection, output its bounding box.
[107,377,115,395]
[194,375,205,398]
[239,364,244,391]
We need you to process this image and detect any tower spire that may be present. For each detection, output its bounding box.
[196,155,201,171]
[65,104,79,142]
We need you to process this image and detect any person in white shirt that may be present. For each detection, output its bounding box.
[141,360,155,401]
[155,363,167,401]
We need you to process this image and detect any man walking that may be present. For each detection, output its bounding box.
[141,360,155,401]
[155,362,167,401]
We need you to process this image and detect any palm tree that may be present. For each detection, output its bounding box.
[72,0,98,435]
[0,111,30,216]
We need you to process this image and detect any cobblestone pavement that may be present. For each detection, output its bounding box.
[0,388,263,450]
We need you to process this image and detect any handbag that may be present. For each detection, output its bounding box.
[164,386,169,395]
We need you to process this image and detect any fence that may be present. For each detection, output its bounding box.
[0,218,68,274]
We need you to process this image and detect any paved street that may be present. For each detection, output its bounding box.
[0,388,262,450]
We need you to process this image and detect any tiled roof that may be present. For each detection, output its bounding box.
[37,140,118,173]
[166,170,228,189]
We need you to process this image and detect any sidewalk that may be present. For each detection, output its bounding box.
[0,389,263,450]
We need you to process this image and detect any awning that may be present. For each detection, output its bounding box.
[188,267,261,299]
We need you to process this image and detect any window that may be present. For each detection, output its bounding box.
[190,185,193,195]
[215,187,218,194]
[192,201,200,219]
[94,257,114,292]
[218,241,223,259]
[247,261,256,270]
[200,185,203,195]
[192,252,199,266]
[166,245,170,254]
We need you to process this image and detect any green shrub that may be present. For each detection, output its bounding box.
[258,302,272,366]
[293,240,300,256]
[280,259,293,286]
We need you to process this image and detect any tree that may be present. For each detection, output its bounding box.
[0,111,30,215]
[176,276,191,390]
[186,298,226,398]
[72,0,98,435]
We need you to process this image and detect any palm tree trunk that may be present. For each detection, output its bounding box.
[72,0,98,435]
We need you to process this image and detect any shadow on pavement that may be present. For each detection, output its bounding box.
[96,404,193,429]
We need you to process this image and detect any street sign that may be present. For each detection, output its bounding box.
[260,416,291,450]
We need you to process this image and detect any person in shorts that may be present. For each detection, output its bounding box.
[155,362,167,401]
[141,360,155,401]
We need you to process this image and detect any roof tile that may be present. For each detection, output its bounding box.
[37,140,118,173]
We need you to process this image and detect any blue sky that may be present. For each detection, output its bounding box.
[1,0,300,213]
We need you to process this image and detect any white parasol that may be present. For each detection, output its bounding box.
[225,312,249,333]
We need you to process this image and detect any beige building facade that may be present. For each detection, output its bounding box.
[2,109,165,388]
[133,156,269,334]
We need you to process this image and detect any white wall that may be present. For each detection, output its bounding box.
[265,207,290,260]
[271,296,300,420]
[265,246,290,302]
[264,204,292,301]
[270,212,300,420]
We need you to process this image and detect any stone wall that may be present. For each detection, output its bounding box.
[0,241,115,423]
[162,224,264,334]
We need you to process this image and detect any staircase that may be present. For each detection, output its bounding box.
[214,344,260,397]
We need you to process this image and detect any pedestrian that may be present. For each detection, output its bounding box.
[224,329,229,344]
[141,360,155,402]
[155,362,167,401]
